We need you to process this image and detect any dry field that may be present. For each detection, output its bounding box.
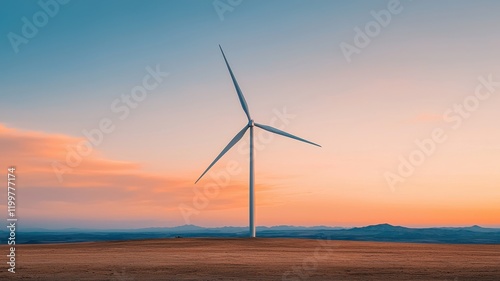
[1,238,499,280]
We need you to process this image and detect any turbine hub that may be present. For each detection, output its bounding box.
[249,120,255,127]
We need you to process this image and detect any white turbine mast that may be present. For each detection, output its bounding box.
[195,45,321,238]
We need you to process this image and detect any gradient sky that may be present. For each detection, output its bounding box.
[1,0,499,229]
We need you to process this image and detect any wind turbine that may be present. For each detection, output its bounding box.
[195,45,321,238]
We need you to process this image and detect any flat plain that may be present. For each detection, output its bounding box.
[1,238,499,280]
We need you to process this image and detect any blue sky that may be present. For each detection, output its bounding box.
[2,0,499,134]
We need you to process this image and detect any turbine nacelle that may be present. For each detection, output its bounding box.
[249,120,255,127]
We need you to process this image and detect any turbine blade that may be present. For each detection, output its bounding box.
[195,125,249,184]
[219,45,251,121]
[254,123,321,147]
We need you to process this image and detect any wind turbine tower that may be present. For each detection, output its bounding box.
[195,46,321,238]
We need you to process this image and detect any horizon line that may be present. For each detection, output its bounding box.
[10,223,500,231]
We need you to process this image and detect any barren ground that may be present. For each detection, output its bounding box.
[1,238,499,280]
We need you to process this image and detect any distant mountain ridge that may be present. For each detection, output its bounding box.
[16,224,346,233]
[3,224,499,245]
